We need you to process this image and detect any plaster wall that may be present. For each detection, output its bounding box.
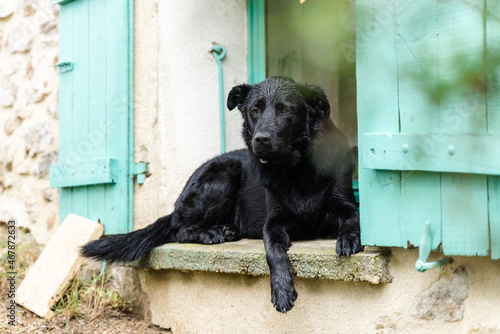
[139,249,500,334]
[133,0,248,230]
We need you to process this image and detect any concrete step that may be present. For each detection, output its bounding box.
[134,239,392,284]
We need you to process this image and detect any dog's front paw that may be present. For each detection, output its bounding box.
[271,282,298,313]
[336,231,364,256]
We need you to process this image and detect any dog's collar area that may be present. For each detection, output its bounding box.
[259,159,269,164]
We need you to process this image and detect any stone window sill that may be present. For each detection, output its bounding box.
[133,239,392,284]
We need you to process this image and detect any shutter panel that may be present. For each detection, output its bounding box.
[356,0,402,248]
[247,0,266,84]
[488,1,500,260]
[50,0,133,235]
[357,0,498,258]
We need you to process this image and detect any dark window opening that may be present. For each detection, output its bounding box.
[265,0,357,157]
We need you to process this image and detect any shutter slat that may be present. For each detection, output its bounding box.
[442,174,489,256]
[70,0,90,219]
[357,0,403,247]
[437,0,489,256]
[487,0,500,260]
[58,2,75,225]
[104,0,132,233]
[87,0,108,225]
[395,0,442,249]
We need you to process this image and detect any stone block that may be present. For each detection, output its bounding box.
[33,150,58,179]
[41,187,57,202]
[16,214,104,320]
[24,120,52,157]
[0,2,14,19]
[24,53,51,103]
[5,19,35,52]
[23,186,38,221]
[1,74,16,107]
[410,265,472,321]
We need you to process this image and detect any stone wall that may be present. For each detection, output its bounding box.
[0,0,59,245]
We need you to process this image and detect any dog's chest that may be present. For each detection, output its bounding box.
[267,174,330,217]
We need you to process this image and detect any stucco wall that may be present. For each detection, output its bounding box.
[0,0,59,245]
[139,249,500,334]
[133,0,248,229]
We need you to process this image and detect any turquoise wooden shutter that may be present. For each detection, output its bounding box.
[247,0,266,84]
[357,0,500,260]
[50,0,134,235]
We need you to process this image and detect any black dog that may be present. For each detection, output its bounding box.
[81,76,363,313]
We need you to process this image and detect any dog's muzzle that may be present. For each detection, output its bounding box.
[252,131,272,156]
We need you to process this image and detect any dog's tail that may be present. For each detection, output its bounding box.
[81,215,173,263]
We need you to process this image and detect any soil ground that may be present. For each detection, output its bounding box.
[0,302,170,334]
[0,223,171,334]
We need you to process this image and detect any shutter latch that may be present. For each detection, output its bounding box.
[54,62,74,73]
[133,162,149,185]
[415,221,451,272]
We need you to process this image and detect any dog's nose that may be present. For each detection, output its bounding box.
[254,132,271,145]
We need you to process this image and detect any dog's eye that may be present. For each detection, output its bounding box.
[282,109,290,114]
[250,108,259,114]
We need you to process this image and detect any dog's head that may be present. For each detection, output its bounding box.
[227,77,330,165]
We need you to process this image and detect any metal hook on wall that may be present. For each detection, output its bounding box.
[212,44,227,154]
[415,220,451,272]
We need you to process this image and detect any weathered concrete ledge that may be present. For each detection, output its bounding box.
[134,239,393,284]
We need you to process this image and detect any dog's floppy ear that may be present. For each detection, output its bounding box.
[298,84,331,119]
[227,84,252,111]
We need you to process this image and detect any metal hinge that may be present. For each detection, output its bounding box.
[53,0,77,5]
[54,62,74,73]
[415,220,451,272]
[133,162,149,185]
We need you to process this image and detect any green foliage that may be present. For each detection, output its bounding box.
[52,272,135,321]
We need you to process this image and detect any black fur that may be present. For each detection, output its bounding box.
[81,76,363,313]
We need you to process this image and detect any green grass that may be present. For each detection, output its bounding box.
[52,271,135,322]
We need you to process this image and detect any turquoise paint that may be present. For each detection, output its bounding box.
[487,0,500,260]
[437,0,489,257]
[415,221,450,272]
[50,159,118,188]
[442,173,489,256]
[395,0,442,251]
[212,45,227,154]
[360,133,500,175]
[99,260,107,278]
[357,0,498,258]
[247,0,266,84]
[357,0,403,248]
[127,0,135,235]
[133,162,148,185]
[52,0,133,235]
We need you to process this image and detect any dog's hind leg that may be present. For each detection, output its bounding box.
[171,156,243,244]
[81,155,244,262]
